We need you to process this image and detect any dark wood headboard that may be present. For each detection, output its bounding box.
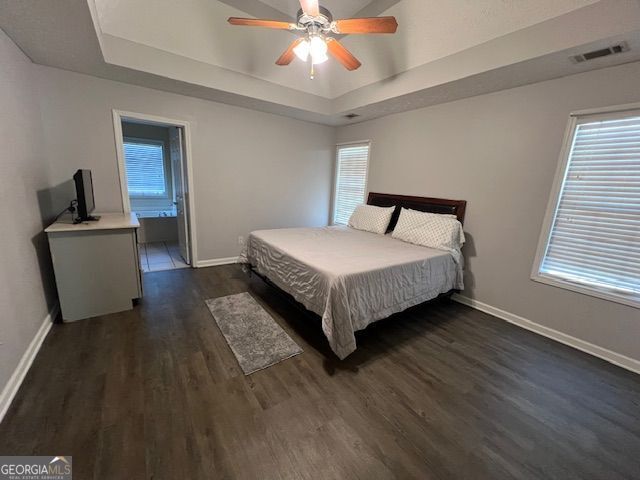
[367,192,467,230]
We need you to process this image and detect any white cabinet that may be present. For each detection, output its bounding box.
[46,213,142,322]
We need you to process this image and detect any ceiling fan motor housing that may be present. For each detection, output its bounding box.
[296,6,333,30]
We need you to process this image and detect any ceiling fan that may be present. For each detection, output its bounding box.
[228,0,398,79]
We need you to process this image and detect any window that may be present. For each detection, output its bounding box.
[333,142,370,225]
[533,107,640,308]
[124,138,169,198]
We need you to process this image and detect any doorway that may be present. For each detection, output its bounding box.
[113,110,197,272]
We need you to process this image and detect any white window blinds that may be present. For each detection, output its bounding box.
[537,111,640,302]
[124,139,167,197]
[333,143,370,225]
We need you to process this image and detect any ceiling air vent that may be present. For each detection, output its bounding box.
[571,42,629,63]
[344,113,360,119]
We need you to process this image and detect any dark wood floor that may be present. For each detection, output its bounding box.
[1,265,639,479]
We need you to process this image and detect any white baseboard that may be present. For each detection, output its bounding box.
[452,294,640,375]
[195,256,238,268]
[0,303,58,424]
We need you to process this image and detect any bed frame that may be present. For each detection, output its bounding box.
[367,192,467,229]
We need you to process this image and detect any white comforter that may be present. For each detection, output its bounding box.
[239,226,463,359]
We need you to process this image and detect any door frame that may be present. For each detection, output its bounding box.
[112,109,198,266]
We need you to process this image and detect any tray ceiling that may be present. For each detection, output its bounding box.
[92,0,600,99]
[2,0,640,125]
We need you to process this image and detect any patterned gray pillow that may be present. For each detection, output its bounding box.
[392,208,465,258]
[348,204,395,234]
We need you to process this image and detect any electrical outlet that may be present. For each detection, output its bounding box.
[238,235,245,246]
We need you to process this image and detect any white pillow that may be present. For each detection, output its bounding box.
[348,204,395,234]
[392,208,465,253]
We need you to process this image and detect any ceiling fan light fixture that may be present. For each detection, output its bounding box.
[293,39,310,61]
[294,35,328,64]
[309,36,328,64]
[312,51,328,64]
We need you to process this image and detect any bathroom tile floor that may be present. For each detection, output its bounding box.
[139,242,189,272]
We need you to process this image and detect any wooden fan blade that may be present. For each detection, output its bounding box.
[227,17,294,29]
[326,38,361,71]
[299,0,319,17]
[276,38,305,65]
[333,17,398,34]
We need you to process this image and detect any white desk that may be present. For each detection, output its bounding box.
[46,212,143,322]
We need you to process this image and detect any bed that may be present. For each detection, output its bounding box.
[239,193,467,359]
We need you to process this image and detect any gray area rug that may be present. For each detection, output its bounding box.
[205,292,303,375]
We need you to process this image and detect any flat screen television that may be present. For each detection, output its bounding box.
[73,169,99,222]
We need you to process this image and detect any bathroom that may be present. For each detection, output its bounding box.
[121,119,190,272]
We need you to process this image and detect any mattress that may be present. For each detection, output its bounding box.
[239,225,463,359]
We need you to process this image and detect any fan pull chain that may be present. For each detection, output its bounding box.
[310,62,315,80]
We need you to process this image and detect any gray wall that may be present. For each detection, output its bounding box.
[0,30,58,399]
[337,61,640,362]
[137,217,178,244]
[0,28,335,404]
[121,122,170,144]
[35,66,336,262]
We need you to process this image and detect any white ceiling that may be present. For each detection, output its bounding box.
[2,0,640,125]
[331,0,601,97]
[260,0,374,19]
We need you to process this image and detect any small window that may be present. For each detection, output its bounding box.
[124,138,168,198]
[333,142,370,225]
[533,108,640,308]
